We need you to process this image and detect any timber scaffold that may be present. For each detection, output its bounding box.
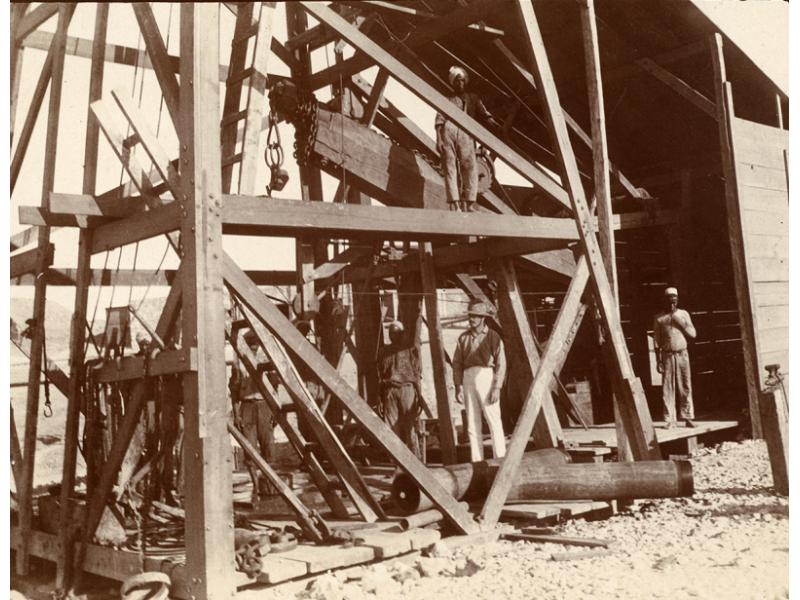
[10,2,777,599]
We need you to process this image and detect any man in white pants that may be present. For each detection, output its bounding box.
[452,300,507,461]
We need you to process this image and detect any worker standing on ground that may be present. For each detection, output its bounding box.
[436,65,499,212]
[653,287,697,429]
[230,330,276,503]
[376,321,423,459]
[453,300,507,461]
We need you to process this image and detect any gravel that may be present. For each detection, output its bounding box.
[287,440,788,600]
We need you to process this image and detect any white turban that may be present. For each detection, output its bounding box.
[448,65,468,85]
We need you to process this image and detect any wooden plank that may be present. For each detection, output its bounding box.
[354,529,413,559]
[220,196,579,241]
[49,192,145,218]
[14,3,58,42]
[299,1,570,211]
[91,349,196,383]
[223,255,477,534]
[362,68,389,128]
[759,388,788,495]
[17,5,73,576]
[736,165,788,192]
[420,243,457,465]
[131,3,180,129]
[636,58,716,119]
[177,6,236,598]
[10,244,53,279]
[239,303,384,522]
[513,1,658,460]
[494,258,562,448]
[739,186,789,213]
[239,2,276,195]
[306,245,371,283]
[90,201,181,254]
[10,32,55,193]
[257,555,309,585]
[276,544,375,574]
[481,256,590,526]
[710,33,761,437]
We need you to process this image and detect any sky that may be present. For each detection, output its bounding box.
[6,1,791,316]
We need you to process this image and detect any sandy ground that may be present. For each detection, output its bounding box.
[288,440,788,600]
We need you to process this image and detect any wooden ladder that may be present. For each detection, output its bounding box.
[221,2,275,195]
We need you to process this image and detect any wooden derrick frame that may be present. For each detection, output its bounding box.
[9,3,688,598]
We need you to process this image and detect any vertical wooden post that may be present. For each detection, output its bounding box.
[759,387,788,495]
[709,33,762,438]
[10,4,28,148]
[179,5,235,598]
[774,93,784,130]
[420,243,457,464]
[513,0,658,459]
[579,0,630,461]
[16,4,72,576]
[287,3,326,314]
[56,3,108,590]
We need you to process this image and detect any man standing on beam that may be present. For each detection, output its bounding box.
[436,66,499,212]
[453,300,507,461]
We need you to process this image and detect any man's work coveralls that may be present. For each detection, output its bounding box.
[377,341,422,459]
[436,93,493,210]
[653,309,697,423]
[452,325,507,461]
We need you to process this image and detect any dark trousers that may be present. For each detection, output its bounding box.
[240,400,274,496]
[380,383,421,459]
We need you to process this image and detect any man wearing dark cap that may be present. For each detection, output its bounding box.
[376,321,423,458]
[453,300,507,461]
[653,287,697,428]
[230,330,276,502]
[435,65,499,212]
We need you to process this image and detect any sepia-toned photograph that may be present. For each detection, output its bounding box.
[7,2,789,599]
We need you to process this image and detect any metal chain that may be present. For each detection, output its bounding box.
[292,90,319,167]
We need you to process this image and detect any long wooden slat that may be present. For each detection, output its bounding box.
[228,423,327,542]
[10,4,28,149]
[579,0,629,462]
[16,5,73,576]
[493,258,562,448]
[513,0,657,459]
[89,201,181,254]
[10,244,53,279]
[131,2,180,129]
[226,321,349,519]
[637,57,716,119]
[238,304,383,522]
[299,1,571,211]
[419,243,457,465]
[177,7,235,597]
[223,255,478,534]
[14,3,59,42]
[10,34,55,193]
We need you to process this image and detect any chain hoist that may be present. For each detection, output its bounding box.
[265,111,289,194]
[292,89,318,168]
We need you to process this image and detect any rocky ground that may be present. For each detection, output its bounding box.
[282,440,789,600]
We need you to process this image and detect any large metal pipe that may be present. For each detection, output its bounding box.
[393,457,693,514]
[392,449,572,514]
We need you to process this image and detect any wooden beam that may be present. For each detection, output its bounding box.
[220,196,579,241]
[362,68,389,128]
[10,34,55,193]
[419,243,458,464]
[513,0,658,461]
[238,303,383,522]
[480,2,660,527]
[223,254,478,534]
[89,201,180,254]
[131,2,180,128]
[91,348,196,383]
[709,33,762,438]
[305,0,494,90]
[305,245,372,283]
[636,58,716,119]
[10,4,28,150]
[300,1,571,211]
[11,226,39,252]
[177,6,235,597]
[579,0,628,462]
[493,258,562,448]
[482,257,590,525]
[17,5,73,576]
[14,3,58,42]
[10,244,53,279]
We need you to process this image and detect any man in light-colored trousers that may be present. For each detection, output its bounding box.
[453,300,507,461]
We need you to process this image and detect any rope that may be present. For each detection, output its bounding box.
[136,240,170,313]
[108,247,124,308]
[154,3,173,138]
[84,249,111,355]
